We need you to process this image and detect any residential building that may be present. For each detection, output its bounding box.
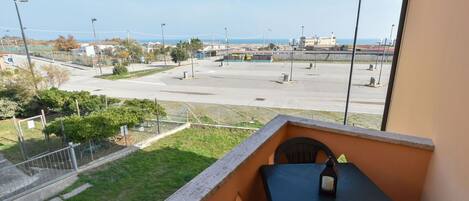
[300,33,337,49]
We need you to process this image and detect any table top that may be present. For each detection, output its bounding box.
[260,163,391,201]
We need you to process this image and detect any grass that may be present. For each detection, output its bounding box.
[63,127,252,201]
[159,101,382,130]
[0,119,64,163]
[96,67,174,80]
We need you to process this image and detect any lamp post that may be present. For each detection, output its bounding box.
[289,39,296,82]
[161,23,166,66]
[301,25,305,37]
[189,39,195,78]
[343,0,362,125]
[385,24,395,64]
[374,40,382,69]
[378,24,395,85]
[224,27,229,66]
[91,18,102,75]
[14,0,38,92]
[378,38,388,85]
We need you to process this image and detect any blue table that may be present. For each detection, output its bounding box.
[260,163,391,201]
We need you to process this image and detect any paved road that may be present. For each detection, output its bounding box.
[10,55,391,114]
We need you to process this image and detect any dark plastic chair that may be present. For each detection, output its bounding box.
[274,137,336,164]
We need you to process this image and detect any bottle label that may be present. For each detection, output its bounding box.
[321,176,335,191]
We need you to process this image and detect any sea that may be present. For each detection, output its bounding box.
[79,38,380,46]
[139,38,380,45]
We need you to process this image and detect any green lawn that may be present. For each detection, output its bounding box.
[0,119,63,163]
[64,127,252,201]
[96,67,174,80]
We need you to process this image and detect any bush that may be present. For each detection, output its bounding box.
[0,98,19,119]
[112,63,129,75]
[44,107,145,143]
[35,88,120,116]
[123,99,166,118]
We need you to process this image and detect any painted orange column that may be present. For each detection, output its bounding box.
[386,0,469,200]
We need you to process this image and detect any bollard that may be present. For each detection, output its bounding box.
[283,74,290,82]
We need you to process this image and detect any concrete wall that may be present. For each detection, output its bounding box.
[273,51,394,62]
[386,0,469,200]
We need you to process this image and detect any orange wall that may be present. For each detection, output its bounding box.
[386,0,469,200]
[206,124,432,201]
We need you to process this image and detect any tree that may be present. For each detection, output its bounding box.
[42,64,70,88]
[189,38,203,51]
[112,62,129,75]
[115,39,143,62]
[54,35,79,51]
[170,47,189,66]
[123,98,166,118]
[259,43,278,51]
[44,107,146,142]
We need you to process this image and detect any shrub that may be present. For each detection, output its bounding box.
[35,88,120,116]
[0,98,19,119]
[112,63,129,75]
[44,107,145,143]
[123,99,166,118]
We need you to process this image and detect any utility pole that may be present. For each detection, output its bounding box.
[343,0,362,125]
[224,27,229,66]
[91,18,102,75]
[161,23,166,66]
[14,0,38,92]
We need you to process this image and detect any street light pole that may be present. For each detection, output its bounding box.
[378,38,388,85]
[289,40,295,82]
[301,25,304,37]
[14,0,38,92]
[385,24,395,64]
[343,0,362,125]
[374,40,382,69]
[190,39,195,78]
[225,27,229,66]
[161,23,166,66]
[91,18,102,75]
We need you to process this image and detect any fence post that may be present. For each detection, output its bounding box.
[155,98,161,134]
[68,142,78,171]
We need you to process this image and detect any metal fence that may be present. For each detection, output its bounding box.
[0,145,77,200]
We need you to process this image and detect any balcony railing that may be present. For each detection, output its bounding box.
[167,115,434,201]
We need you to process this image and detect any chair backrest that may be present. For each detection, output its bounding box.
[274,137,336,164]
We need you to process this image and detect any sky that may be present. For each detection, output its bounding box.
[0,0,403,41]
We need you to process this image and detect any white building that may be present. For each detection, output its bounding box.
[300,33,337,48]
[71,43,96,57]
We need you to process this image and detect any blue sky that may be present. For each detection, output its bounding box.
[0,0,403,40]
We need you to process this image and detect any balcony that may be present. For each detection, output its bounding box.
[167,115,434,201]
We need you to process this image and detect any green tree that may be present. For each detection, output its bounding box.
[44,107,145,142]
[170,47,189,66]
[189,38,203,51]
[116,39,143,63]
[123,98,166,118]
